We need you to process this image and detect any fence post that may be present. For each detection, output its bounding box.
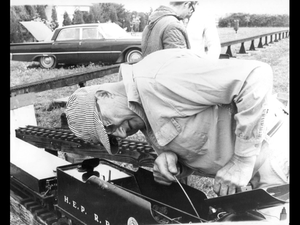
[239,42,247,54]
[249,40,255,51]
[257,37,264,48]
[269,35,273,44]
[274,33,278,42]
[225,45,233,57]
[264,36,268,46]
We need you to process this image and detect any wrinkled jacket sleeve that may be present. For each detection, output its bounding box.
[233,64,273,157]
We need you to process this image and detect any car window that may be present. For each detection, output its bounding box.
[82,28,104,40]
[56,28,80,41]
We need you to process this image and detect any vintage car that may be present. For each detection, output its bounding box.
[10,23,142,69]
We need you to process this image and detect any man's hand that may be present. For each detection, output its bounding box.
[153,151,180,185]
[213,154,256,196]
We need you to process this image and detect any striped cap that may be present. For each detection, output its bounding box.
[65,86,111,154]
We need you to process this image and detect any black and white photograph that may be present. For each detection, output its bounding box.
[10,0,289,224]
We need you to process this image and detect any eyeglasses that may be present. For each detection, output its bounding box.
[189,2,195,14]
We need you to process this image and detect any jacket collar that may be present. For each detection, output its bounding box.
[118,64,151,133]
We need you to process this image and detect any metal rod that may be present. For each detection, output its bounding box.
[173,175,204,223]
[108,170,111,181]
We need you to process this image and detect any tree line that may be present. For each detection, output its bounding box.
[65,3,150,33]
[11,4,289,43]
[10,3,151,43]
[10,5,58,43]
[218,13,289,27]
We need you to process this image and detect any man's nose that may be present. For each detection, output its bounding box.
[111,127,127,138]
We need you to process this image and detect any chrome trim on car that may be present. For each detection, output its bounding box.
[11,51,122,55]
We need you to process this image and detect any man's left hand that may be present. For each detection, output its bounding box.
[213,154,256,196]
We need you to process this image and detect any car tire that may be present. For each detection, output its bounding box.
[39,56,57,69]
[125,49,142,63]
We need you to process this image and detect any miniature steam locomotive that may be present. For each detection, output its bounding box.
[11,125,289,225]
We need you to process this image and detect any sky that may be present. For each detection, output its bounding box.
[11,0,290,18]
[123,0,290,18]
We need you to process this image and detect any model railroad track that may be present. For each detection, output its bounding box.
[10,179,62,225]
[15,125,157,168]
[10,64,120,97]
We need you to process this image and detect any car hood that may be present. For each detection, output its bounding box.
[20,21,53,42]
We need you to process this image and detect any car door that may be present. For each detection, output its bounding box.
[51,27,80,65]
[78,27,112,64]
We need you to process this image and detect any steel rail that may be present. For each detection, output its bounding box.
[10,64,120,97]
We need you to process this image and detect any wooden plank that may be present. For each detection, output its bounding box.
[10,93,36,110]
[10,104,39,154]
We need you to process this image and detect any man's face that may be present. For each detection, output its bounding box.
[177,2,195,19]
[96,94,145,138]
[104,117,144,138]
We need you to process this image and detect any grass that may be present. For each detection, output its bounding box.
[10,27,289,199]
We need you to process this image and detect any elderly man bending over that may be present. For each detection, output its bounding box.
[66,48,289,197]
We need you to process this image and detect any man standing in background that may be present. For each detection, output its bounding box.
[141,1,197,57]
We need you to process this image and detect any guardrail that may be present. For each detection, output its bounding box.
[221,29,289,57]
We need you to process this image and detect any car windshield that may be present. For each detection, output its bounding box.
[99,23,131,39]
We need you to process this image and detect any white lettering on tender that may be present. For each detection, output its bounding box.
[94,213,99,222]
[64,195,69,203]
[63,196,111,223]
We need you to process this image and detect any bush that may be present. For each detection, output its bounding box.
[218,13,289,27]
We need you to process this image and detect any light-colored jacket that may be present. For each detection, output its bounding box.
[187,9,221,59]
[141,6,191,58]
[119,48,276,177]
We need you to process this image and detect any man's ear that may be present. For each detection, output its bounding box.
[95,90,114,99]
